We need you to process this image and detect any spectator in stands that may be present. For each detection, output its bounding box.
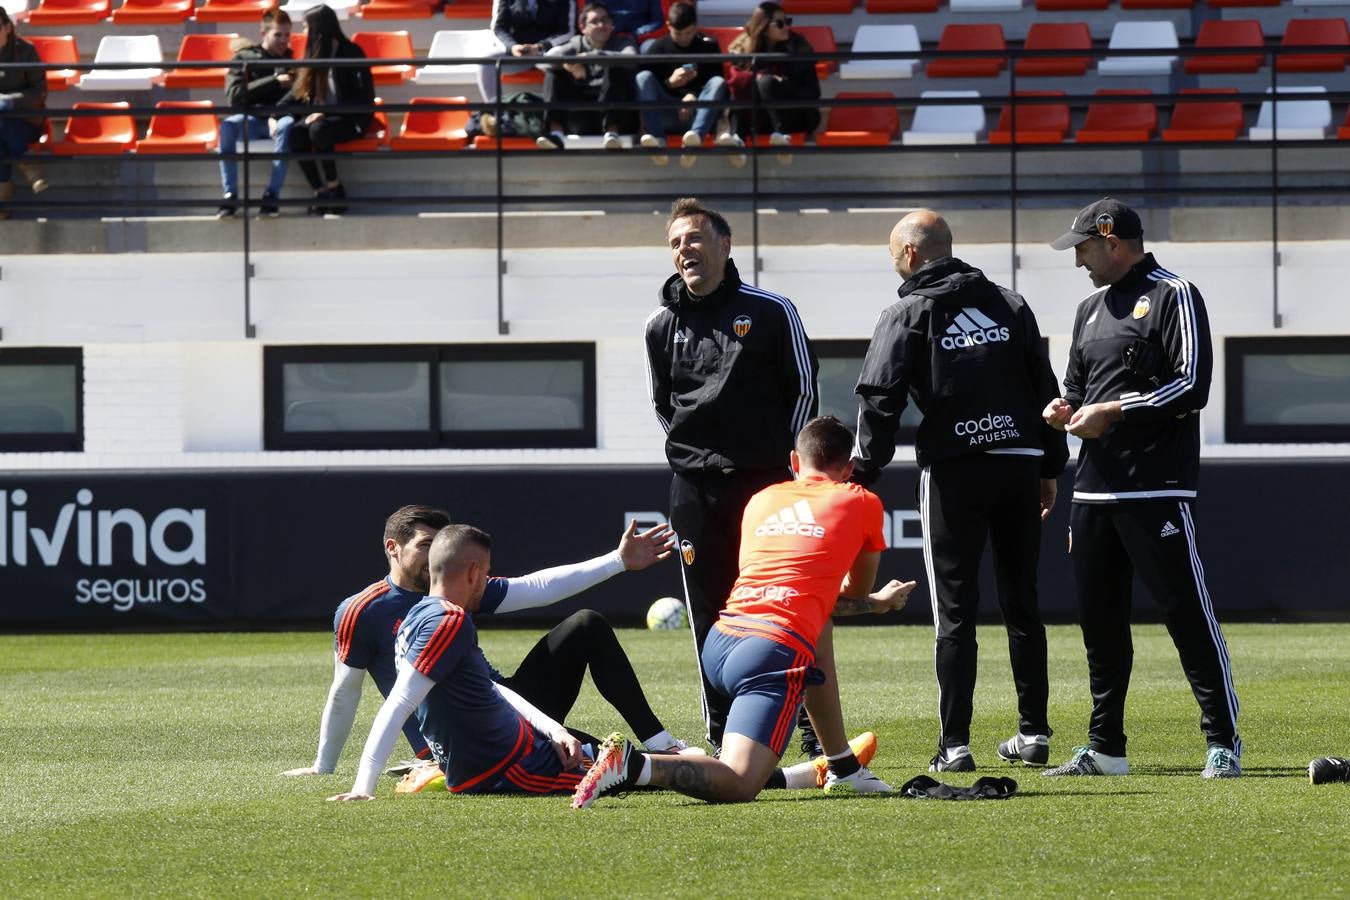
[726,2,821,145]
[282,4,374,216]
[536,2,638,150]
[0,5,48,219]
[478,0,576,103]
[606,0,662,40]
[217,9,296,219]
[636,1,740,167]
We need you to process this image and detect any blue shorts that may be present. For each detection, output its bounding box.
[702,616,822,757]
[488,735,595,795]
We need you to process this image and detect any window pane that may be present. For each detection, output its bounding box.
[817,355,921,433]
[440,359,584,432]
[283,362,430,432]
[0,365,78,434]
[1243,354,1350,425]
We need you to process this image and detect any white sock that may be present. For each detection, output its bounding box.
[641,730,678,752]
[635,756,652,786]
[780,760,821,790]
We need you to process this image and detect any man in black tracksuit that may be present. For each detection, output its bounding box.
[645,197,819,750]
[1044,198,1241,779]
[853,210,1068,773]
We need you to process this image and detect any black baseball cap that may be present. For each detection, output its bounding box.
[1050,198,1144,250]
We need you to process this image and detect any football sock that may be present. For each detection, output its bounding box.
[827,749,861,779]
[780,763,819,790]
[642,730,679,752]
[633,754,652,787]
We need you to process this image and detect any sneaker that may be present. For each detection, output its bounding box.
[1201,746,1241,779]
[571,732,635,809]
[824,765,893,794]
[260,189,280,217]
[715,131,743,148]
[681,129,702,149]
[769,131,790,146]
[1309,756,1350,785]
[216,192,238,219]
[997,733,1050,767]
[536,132,565,150]
[602,131,623,150]
[383,758,427,778]
[645,737,688,754]
[639,133,663,149]
[929,745,975,773]
[811,732,879,788]
[1043,746,1129,777]
[393,762,446,793]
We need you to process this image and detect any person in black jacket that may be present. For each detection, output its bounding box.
[645,196,819,752]
[0,6,48,219]
[282,4,374,216]
[1043,198,1241,780]
[216,8,296,219]
[477,0,575,103]
[853,209,1069,773]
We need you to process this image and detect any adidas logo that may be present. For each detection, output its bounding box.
[754,499,826,538]
[1160,521,1180,538]
[673,331,687,344]
[940,308,1011,350]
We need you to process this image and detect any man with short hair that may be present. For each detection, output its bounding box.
[478,0,576,103]
[536,2,638,150]
[283,505,686,778]
[853,210,1068,774]
[1043,197,1241,779]
[572,416,916,808]
[635,2,739,168]
[217,8,296,219]
[645,197,819,754]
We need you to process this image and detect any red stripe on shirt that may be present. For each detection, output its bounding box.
[450,717,533,794]
[335,580,390,662]
[412,602,465,676]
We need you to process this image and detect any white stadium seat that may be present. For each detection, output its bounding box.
[841,25,921,80]
[280,0,360,19]
[902,90,985,145]
[1249,86,1333,140]
[414,29,504,85]
[1098,21,1178,77]
[949,0,1024,10]
[78,35,164,92]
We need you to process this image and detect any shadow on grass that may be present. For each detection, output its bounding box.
[1130,765,1304,779]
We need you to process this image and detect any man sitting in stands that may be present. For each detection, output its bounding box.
[217,8,296,219]
[477,0,576,103]
[536,2,638,151]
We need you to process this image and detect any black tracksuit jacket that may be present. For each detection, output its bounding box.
[1062,253,1212,502]
[853,257,1068,484]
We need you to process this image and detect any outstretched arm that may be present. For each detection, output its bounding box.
[328,666,434,801]
[283,655,365,776]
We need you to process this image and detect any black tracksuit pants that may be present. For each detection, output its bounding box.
[669,466,787,749]
[919,455,1051,750]
[1069,500,1241,758]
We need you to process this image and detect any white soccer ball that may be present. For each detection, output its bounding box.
[646,596,687,631]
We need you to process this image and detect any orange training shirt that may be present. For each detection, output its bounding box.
[724,474,887,645]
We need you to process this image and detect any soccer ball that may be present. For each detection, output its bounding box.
[646,597,686,631]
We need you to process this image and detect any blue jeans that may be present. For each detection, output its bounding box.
[218,113,294,196]
[0,116,41,184]
[634,71,727,139]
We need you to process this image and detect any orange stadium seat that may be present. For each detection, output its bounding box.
[783,0,855,13]
[443,0,494,17]
[289,31,307,57]
[194,0,277,22]
[1016,22,1092,77]
[111,0,194,24]
[990,91,1070,143]
[1278,19,1350,73]
[27,35,81,91]
[471,134,541,149]
[817,92,898,146]
[51,102,138,155]
[136,100,220,153]
[1076,89,1157,142]
[359,0,436,19]
[352,31,415,84]
[793,25,838,77]
[26,0,111,25]
[1035,0,1107,9]
[164,33,241,89]
[865,0,939,11]
[928,24,1006,79]
[1162,88,1243,142]
[390,96,471,150]
[1185,19,1265,75]
[334,99,390,151]
[1339,107,1350,140]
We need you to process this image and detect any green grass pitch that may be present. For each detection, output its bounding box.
[1,624,1347,897]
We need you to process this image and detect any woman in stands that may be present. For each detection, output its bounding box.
[0,5,49,219]
[283,4,374,216]
[725,1,821,146]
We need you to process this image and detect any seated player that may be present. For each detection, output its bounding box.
[573,415,918,807]
[282,504,685,778]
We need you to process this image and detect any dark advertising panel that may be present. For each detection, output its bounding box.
[1,460,1346,630]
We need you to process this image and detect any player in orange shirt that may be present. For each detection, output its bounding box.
[572,416,917,807]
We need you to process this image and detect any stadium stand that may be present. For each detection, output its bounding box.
[76,34,164,92]
[1098,20,1178,76]
[949,0,1023,10]
[902,89,984,143]
[25,0,111,24]
[281,0,362,17]
[50,101,138,154]
[1035,0,1108,10]
[134,100,220,153]
[1248,86,1333,140]
[414,29,501,85]
[989,90,1070,143]
[1015,22,1092,77]
[927,23,1005,78]
[1277,18,1350,73]
[194,0,278,22]
[352,30,416,84]
[865,0,939,12]
[358,0,437,19]
[1161,88,1244,141]
[164,33,240,89]
[333,99,392,150]
[839,24,920,80]
[1075,89,1158,142]
[1184,19,1265,75]
[816,91,899,145]
[389,96,471,150]
[26,35,81,90]
[109,0,194,24]
[442,0,493,17]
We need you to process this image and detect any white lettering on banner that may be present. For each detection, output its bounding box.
[0,489,206,568]
[74,578,208,613]
[623,511,669,534]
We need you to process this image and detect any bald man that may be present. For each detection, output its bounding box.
[852,210,1068,773]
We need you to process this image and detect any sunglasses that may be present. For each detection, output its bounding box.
[770,16,792,26]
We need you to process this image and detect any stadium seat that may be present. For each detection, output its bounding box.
[51,102,137,155]
[194,0,276,22]
[359,0,437,19]
[865,0,939,11]
[793,25,838,78]
[1015,22,1092,78]
[352,31,415,85]
[26,35,81,91]
[1119,0,1189,7]
[1035,0,1107,9]
[817,92,899,146]
[927,24,1006,79]
[1249,86,1332,140]
[1184,20,1265,75]
[1075,89,1157,142]
[990,91,1069,143]
[333,99,390,151]
[704,27,742,53]
[135,100,220,153]
[110,0,193,24]
[1098,21,1178,76]
[1278,19,1350,73]
[471,134,541,149]
[443,0,494,17]
[2,0,31,17]
[1162,88,1243,142]
[289,32,307,58]
[414,30,503,85]
[693,0,758,14]
[949,0,1022,10]
[840,24,920,80]
[1339,106,1350,139]
[902,90,985,144]
[25,0,111,24]
[783,0,855,12]
[281,0,361,17]
[390,96,471,150]
[77,35,164,92]
[164,33,241,89]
